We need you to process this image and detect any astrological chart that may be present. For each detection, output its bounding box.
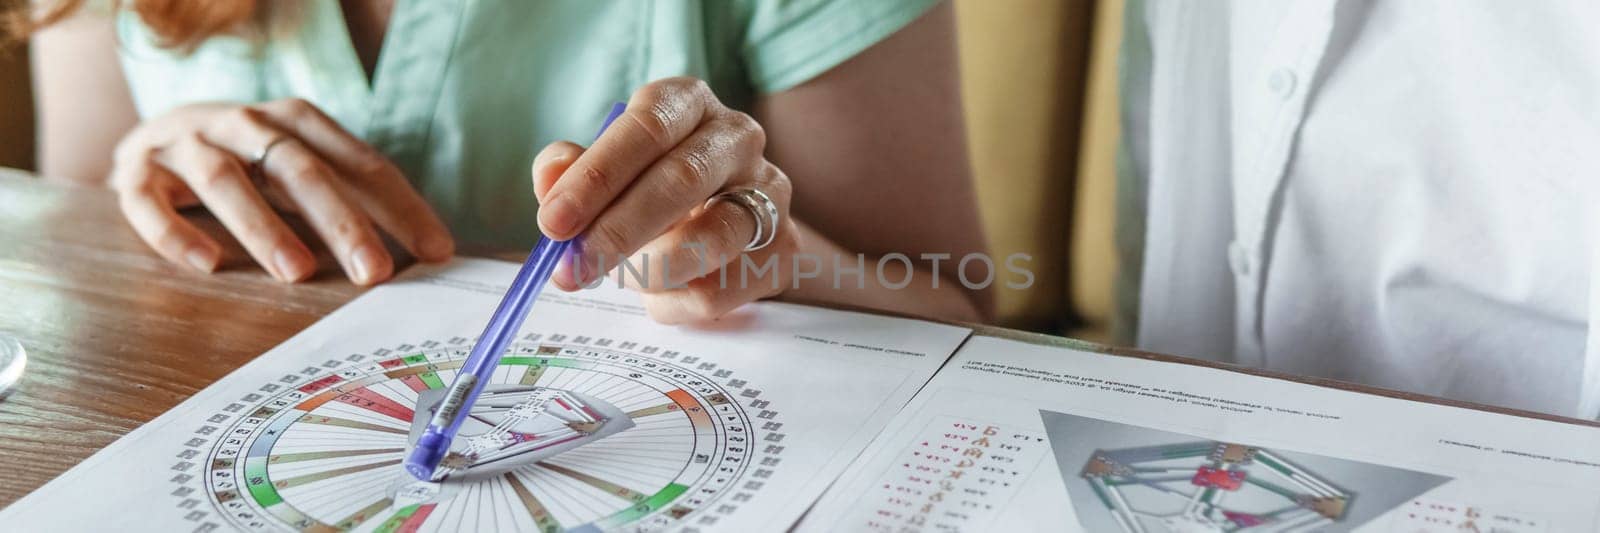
[845,416,1049,532]
[173,334,782,533]
[1,260,970,533]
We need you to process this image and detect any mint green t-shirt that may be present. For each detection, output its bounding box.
[116,0,938,247]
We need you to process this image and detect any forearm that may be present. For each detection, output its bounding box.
[753,4,988,324]
[31,10,139,184]
[780,219,986,324]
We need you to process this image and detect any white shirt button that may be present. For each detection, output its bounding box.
[1267,68,1297,99]
[1228,241,1253,277]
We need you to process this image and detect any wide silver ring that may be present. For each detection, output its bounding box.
[707,188,780,252]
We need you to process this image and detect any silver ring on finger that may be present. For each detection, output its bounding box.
[252,136,290,167]
[707,188,780,252]
[248,136,290,185]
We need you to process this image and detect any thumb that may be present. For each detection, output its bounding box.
[531,141,586,204]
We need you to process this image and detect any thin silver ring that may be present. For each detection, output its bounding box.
[248,137,290,185]
[707,189,780,252]
[252,136,289,167]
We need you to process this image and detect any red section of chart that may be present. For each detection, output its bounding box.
[335,389,415,422]
[398,504,437,533]
[1224,511,1266,527]
[400,376,429,392]
[1192,466,1246,491]
[297,375,345,394]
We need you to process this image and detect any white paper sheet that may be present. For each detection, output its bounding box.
[0,258,969,532]
[801,336,1600,532]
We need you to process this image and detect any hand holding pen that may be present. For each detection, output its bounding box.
[532,78,799,323]
[404,103,627,480]
[407,82,806,478]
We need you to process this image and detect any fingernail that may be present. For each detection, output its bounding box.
[550,261,576,291]
[273,247,306,282]
[579,259,605,288]
[540,195,579,238]
[350,244,384,284]
[563,259,602,291]
[573,250,600,287]
[546,154,568,170]
[421,233,454,260]
[535,153,565,174]
[185,248,217,272]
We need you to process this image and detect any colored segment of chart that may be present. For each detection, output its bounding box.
[177,335,777,532]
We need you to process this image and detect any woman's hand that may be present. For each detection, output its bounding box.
[532,78,799,323]
[110,98,455,284]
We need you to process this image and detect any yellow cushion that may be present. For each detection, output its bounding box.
[955,0,1108,336]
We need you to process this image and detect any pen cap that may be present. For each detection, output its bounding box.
[405,433,449,480]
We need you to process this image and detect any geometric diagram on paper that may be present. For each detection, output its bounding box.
[1040,410,1450,533]
[404,386,636,480]
[1390,498,1547,532]
[1080,441,1349,532]
[175,336,782,533]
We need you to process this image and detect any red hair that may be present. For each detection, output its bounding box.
[7,0,257,48]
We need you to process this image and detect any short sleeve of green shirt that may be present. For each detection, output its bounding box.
[738,0,940,93]
[115,0,941,247]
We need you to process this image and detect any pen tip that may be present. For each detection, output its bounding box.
[405,435,449,480]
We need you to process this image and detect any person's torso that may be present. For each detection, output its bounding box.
[1125,0,1600,416]
[116,1,763,247]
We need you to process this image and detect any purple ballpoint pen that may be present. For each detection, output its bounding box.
[404,102,627,481]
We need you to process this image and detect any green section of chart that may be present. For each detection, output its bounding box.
[500,357,588,369]
[243,458,283,507]
[593,483,689,528]
[419,371,446,389]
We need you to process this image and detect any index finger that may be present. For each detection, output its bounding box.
[537,78,715,240]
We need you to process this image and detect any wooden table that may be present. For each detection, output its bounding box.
[1,168,1594,508]
[0,169,365,506]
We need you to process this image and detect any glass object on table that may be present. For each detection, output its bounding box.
[0,334,24,397]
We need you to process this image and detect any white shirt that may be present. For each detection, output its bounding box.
[1120,0,1600,417]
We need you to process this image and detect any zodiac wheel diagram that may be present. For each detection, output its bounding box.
[169,334,785,532]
